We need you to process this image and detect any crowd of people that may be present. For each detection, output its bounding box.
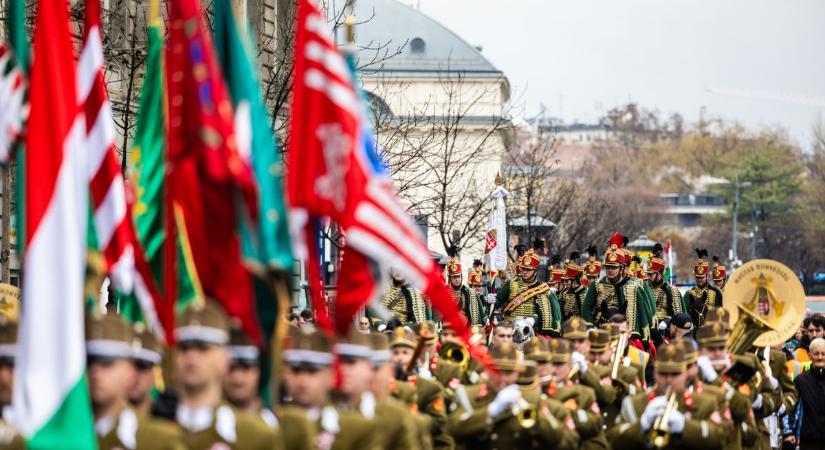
[0,235,822,450]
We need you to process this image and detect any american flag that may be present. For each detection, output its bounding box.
[288,0,476,341]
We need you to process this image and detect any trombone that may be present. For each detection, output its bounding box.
[648,387,678,449]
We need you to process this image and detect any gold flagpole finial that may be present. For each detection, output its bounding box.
[344,0,356,44]
[495,172,503,186]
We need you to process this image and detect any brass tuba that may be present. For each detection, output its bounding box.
[440,342,470,371]
[723,259,806,351]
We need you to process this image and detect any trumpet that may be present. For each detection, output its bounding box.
[648,388,678,449]
[511,395,537,429]
[442,343,470,371]
[611,333,628,380]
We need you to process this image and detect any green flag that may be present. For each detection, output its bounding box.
[213,0,294,405]
[213,0,293,272]
[124,16,199,322]
[8,0,29,254]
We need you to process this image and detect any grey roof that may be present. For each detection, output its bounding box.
[349,0,502,75]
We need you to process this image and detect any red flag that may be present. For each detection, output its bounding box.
[288,0,482,357]
[165,0,262,345]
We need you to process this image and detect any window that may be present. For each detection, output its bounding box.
[410,37,426,54]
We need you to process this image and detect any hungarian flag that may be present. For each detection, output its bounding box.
[12,0,96,447]
[288,0,481,351]
[664,239,674,284]
[485,184,508,272]
[166,0,263,345]
[79,0,171,342]
[0,0,28,163]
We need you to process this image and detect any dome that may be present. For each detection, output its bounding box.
[349,0,502,75]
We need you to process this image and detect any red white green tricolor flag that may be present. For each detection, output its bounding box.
[664,239,674,284]
[13,0,96,447]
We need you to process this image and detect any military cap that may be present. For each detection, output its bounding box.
[228,322,259,364]
[704,307,731,331]
[600,323,621,341]
[550,268,565,284]
[585,245,602,278]
[518,250,541,270]
[712,256,727,282]
[588,329,611,353]
[334,326,373,359]
[489,342,522,372]
[670,313,694,332]
[0,315,17,360]
[603,245,623,267]
[562,317,588,340]
[369,332,391,366]
[414,321,437,345]
[674,338,697,365]
[655,343,686,374]
[517,359,538,385]
[647,257,666,274]
[132,323,164,365]
[446,258,462,277]
[283,326,334,366]
[693,248,710,277]
[175,300,229,345]
[468,270,483,286]
[548,338,572,363]
[389,327,417,349]
[522,337,550,363]
[695,321,728,347]
[86,313,134,359]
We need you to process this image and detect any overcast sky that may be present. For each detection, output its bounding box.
[418,0,825,149]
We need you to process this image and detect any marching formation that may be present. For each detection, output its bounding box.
[0,235,820,450]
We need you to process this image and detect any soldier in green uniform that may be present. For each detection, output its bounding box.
[560,252,586,321]
[601,322,646,390]
[583,245,602,286]
[446,258,486,327]
[684,249,724,328]
[648,243,687,327]
[371,271,429,326]
[610,342,730,450]
[368,332,421,450]
[447,342,575,449]
[582,243,655,342]
[494,249,562,336]
[389,327,454,450]
[544,338,610,450]
[280,325,373,450]
[127,323,164,415]
[224,323,278,429]
[586,328,634,427]
[694,315,775,450]
[85,313,184,450]
[173,301,279,449]
[0,316,24,450]
[711,256,728,291]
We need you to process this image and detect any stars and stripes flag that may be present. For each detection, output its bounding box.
[13,0,96,446]
[288,0,480,346]
[79,0,171,342]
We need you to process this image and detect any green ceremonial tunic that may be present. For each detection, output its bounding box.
[684,284,723,327]
[449,285,486,326]
[546,380,610,450]
[610,389,730,450]
[97,408,186,450]
[561,285,586,322]
[375,283,429,325]
[495,278,561,335]
[176,404,279,450]
[582,276,655,340]
[651,281,686,322]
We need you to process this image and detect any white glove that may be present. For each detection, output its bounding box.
[777,404,786,416]
[667,409,686,434]
[696,355,719,382]
[485,293,497,305]
[767,375,779,391]
[658,320,668,331]
[418,366,433,380]
[640,396,668,431]
[571,351,588,375]
[752,394,763,410]
[487,384,521,418]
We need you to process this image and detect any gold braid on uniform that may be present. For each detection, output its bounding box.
[536,291,556,333]
[671,285,684,314]
[705,288,716,310]
[594,282,619,319]
[411,289,427,323]
[562,287,584,318]
[505,279,549,331]
[652,285,667,319]
[625,280,647,340]
[383,286,408,322]
[468,290,481,325]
